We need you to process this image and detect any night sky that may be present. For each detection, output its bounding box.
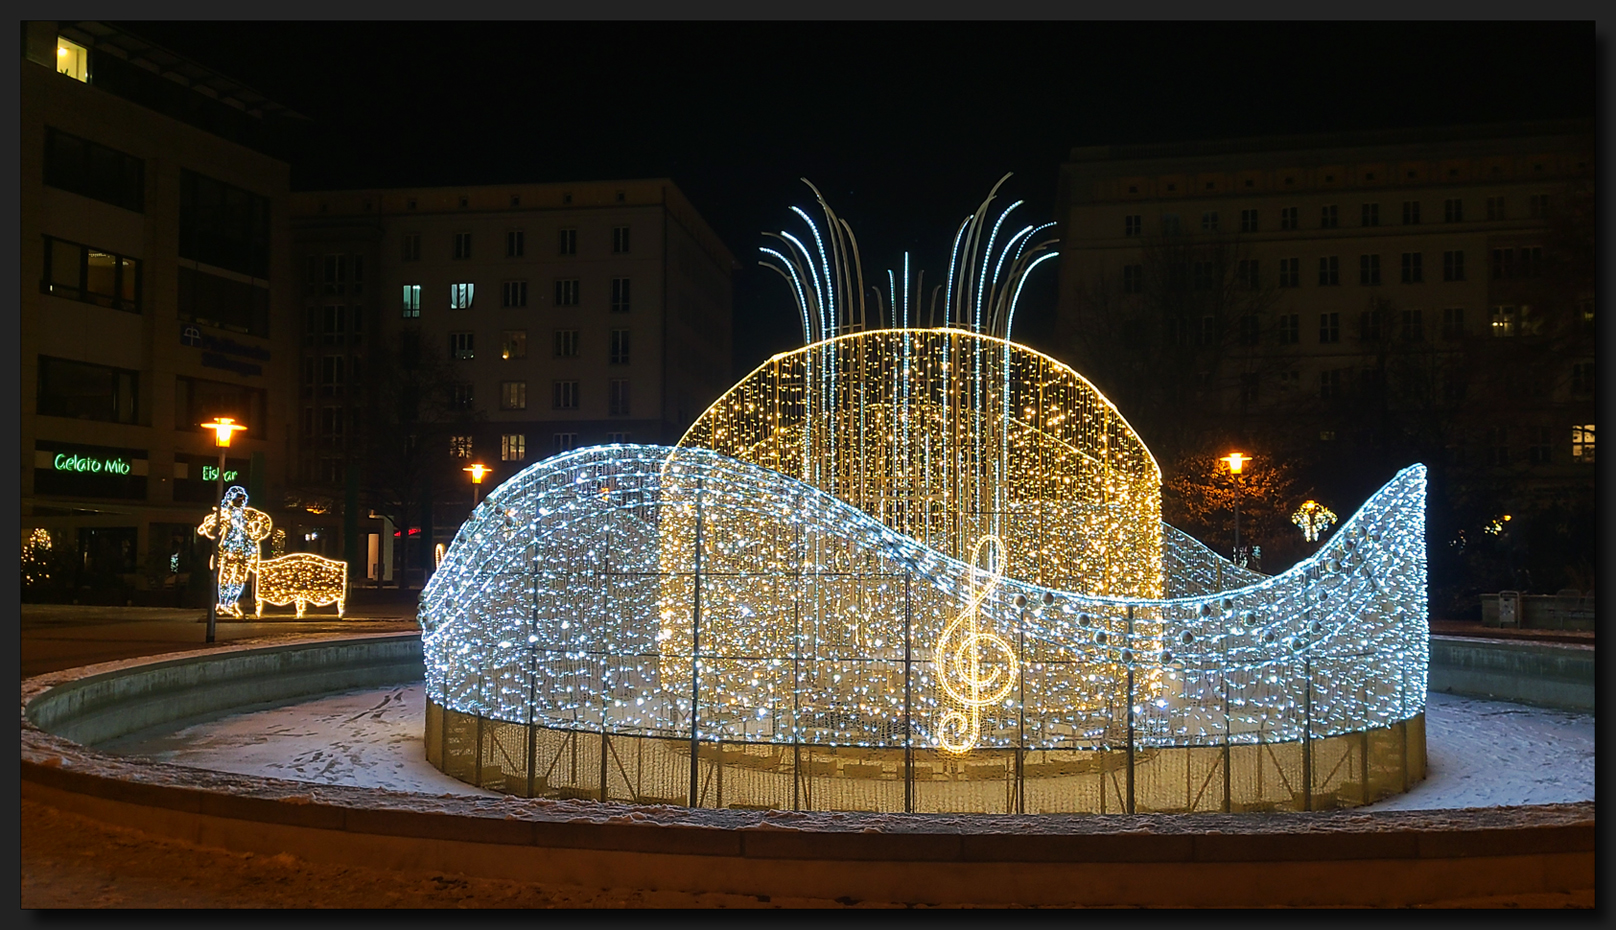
[121,20,1595,372]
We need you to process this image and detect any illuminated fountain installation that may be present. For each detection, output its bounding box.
[420,179,1428,813]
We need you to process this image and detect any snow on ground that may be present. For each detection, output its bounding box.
[97,684,1593,811]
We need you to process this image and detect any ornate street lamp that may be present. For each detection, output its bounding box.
[1222,452,1248,564]
[200,417,247,643]
[464,463,491,506]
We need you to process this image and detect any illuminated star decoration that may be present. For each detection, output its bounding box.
[1292,500,1338,543]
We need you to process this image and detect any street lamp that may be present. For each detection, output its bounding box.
[1221,451,1248,564]
[201,417,247,644]
[464,463,491,506]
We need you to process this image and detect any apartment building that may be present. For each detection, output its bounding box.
[21,22,302,600]
[289,181,734,578]
[1054,121,1595,508]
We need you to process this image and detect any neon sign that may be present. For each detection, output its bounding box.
[52,453,131,475]
[200,465,240,482]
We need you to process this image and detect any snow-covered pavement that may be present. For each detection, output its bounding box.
[98,684,1594,811]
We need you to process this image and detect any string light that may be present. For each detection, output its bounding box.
[254,552,348,618]
[417,184,1429,812]
[196,486,273,618]
[22,528,52,587]
[1292,500,1338,543]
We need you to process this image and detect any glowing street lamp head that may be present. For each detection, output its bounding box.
[1223,452,1248,475]
[464,463,491,484]
[202,417,247,448]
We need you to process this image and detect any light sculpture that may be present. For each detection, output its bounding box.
[196,486,273,618]
[194,487,348,620]
[420,181,1429,815]
[1293,500,1338,543]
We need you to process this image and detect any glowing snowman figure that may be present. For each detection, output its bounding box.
[196,486,274,617]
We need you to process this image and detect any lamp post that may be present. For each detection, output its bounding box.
[1222,451,1248,564]
[201,417,247,643]
[464,463,490,506]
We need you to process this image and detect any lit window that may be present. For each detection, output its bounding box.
[56,37,88,82]
[501,434,526,462]
[449,435,474,458]
[501,330,527,360]
[1490,305,1516,337]
[1571,424,1595,462]
[402,284,420,318]
[450,283,474,309]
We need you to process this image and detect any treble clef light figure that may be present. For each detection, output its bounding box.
[934,535,1020,754]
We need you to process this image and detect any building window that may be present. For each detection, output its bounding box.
[449,283,475,309]
[1361,203,1380,227]
[1529,194,1550,218]
[323,255,347,296]
[1441,307,1465,341]
[501,330,527,360]
[1320,205,1338,229]
[55,35,89,81]
[402,233,420,262]
[606,431,629,444]
[1359,254,1381,286]
[1401,252,1423,284]
[453,232,472,260]
[501,434,526,462]
[1577,299,1594,332]
[1490,305,1516,337]
[1486,196,1505,221]
[1239,209,1258,233]
[1319,312,1340,343]
[1237,259,1259,290]
[609,379,631,416]
[1359,309,1383,342]
[502,280,528,308]
[37,356,140,424]
[1280,206,1298,231]
[553,380,579,409]
[1519,247,1543,278]
[1160,214,1181,236]
[1201,211,1219,232]
[1239,372,1259,405]
[450,382,475,410]
[1191,261,1213,291]
[1319,369,1341,399]
[1442,250,1465,281]
[1122,264,1143,294]
[613,226,631,253]
[450,436,474,458]
[1277,370,1299,392]
[554,329,579,357]
[402,284,421,318]
[1443,199,1463,223]
[352,256,364,297]
[1492,248,1513,279]
[507,230,525,258]
[321,305,347,346]
[1124,214,1142,237]
[449,331,474,360]
[44,127,145,213]
[1400,309,1424,342]
[1571,361,1594,395]
[1277,313,1299,344]
[500,381,527,410]
[611,277,631,313]
[1571,424,1595,463]
[1237,314,1260,345]
[610,329,631,364]
[1528,427,1552,465]
[1276,257,1299,288]
[40,236,141,313]
[558,228,577,256]
[1318,256,1339,286]
[553,432,579,455]
[1485,427,1508,466]
[555,279,580,306]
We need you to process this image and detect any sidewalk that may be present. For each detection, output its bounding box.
[1429,620,1594,647]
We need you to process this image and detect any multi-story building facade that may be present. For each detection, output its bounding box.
[21,21,301,602]
[1054,121,1594,597]
[289,182,734,583]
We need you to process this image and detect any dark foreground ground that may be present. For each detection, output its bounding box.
[20,606,1593,909]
